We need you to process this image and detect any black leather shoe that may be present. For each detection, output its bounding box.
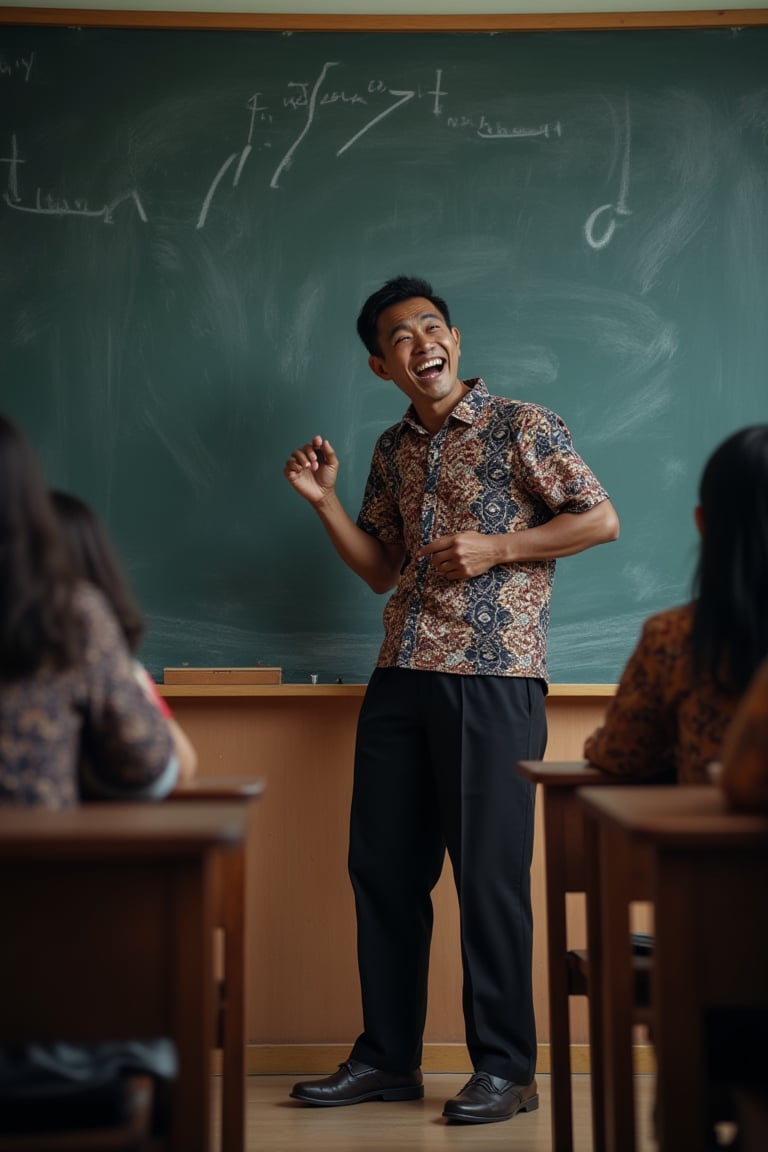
[290,1059,423,1106]
[442,1072,539,1124]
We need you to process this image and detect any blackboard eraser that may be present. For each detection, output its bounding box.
[163,667,282,685]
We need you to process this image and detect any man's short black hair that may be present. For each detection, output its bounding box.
[356,275,452,357]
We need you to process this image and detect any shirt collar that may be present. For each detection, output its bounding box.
[401,378,489,434]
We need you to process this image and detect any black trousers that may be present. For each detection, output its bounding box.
[348,668,547,1083]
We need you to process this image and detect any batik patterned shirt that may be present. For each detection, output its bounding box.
[584,603,742,783]
[356,378,609,682]
[0,583,176,806]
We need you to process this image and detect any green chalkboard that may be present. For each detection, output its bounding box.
[2,15,767,683]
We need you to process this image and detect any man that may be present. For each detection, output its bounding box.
[283,275,619,1124]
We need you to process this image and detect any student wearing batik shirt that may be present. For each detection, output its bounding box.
[0,412,178,1135]
[284,275,618,1125]
[0,415,177,806]
[585,425,768,785]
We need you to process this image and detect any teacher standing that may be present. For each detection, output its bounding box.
[283,275,619,1124]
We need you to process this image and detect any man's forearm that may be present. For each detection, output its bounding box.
[314,491,403,593]
[498,499,620,563]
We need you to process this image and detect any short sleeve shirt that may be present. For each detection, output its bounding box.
[356,378,609,682]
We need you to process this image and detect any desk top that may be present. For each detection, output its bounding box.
[174,775,265,801]
[578,785,768,847]
[517,760,647,787]
[518,759,597,785]
[0,801,248,858]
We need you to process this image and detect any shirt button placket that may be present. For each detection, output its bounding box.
[421,435,443,547]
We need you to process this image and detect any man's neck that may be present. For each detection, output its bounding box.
[412,380,470,435]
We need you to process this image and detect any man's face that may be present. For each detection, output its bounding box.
[368,296,463,415]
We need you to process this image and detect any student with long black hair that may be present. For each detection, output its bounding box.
[0,413,178,804]
[585,424,768,782]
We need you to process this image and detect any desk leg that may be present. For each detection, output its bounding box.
[652,854,708,1151]
[596,822,637,1152]
[583,809,606,1152]
[171,861,217,1152]
[651,852,766,1152]
[544,791,576,1152]
[218,845,246,1152]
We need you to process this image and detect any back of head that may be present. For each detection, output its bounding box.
[0,414,81,678]
[692,424,768,693]
[356,275,452,356]
[50,490,145,654]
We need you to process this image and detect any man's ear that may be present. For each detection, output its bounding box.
[368,354,391,381]
[453,327,461,354]
[694,504,705,537]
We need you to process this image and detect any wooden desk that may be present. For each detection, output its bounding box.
[0,802,247,1152]
[517,760,649,1152]
[173,778,264,1152]
[579,786,768,1152]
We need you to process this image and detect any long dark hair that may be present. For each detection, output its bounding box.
[0,415,83,679]
[691,424,768,694]
[50,490,145,654]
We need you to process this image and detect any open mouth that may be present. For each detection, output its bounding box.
[415,357,445,380]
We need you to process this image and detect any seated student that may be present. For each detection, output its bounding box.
[0,414,178,805]
[584,425,768,782]
[0,413,178,1132]
[50,489,198,789]
[719,655,768,814]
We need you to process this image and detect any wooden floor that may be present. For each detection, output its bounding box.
[213,1073,658,1151]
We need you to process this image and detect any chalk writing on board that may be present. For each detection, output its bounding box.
[584,95,633,250]
[335,85,416,158]
[0,51,34,81]
[197,63,563,219]
[477,119,561,140]
[289,84,366,110]
[270,60,340,188]
[196,92,265,230]
[3,59,567,229]
[429,68,446,117]
[1,131,148,223]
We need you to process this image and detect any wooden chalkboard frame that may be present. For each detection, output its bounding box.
[2,5,768,32]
